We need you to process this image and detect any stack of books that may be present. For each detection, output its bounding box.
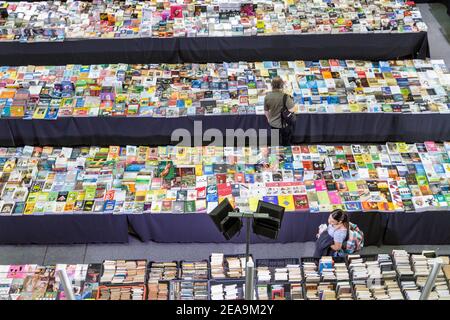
[0,59,448,120]
[226,256,250,279]
[147,280,169,300]
[0,0,427,42]
[180,261,209,280]
[392,250,421,300]
[256,266,271,283]
[290,283,304,300]
[287,264,302,283]
[210,282,243,300]
[148,262,178,281]
[1,252,449,300]
[411,254,450,300]
[171,281,209,300]
[100,260,146,285]
[98,286,145,300]
[210,253,226,279]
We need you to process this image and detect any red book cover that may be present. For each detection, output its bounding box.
[217,183,232,197]
[104,190,115,201]
[216,174,227,184]
[196,186,206,199]
[293,195,309,211]
[300,146,310,153]
[302,161,313,170]
[234,172,245,183]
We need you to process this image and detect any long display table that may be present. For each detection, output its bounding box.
[0,32,429,66]
[0,113,449,147]
[0,211,448,245]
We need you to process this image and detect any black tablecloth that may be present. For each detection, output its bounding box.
[127,212,384,246]
[0,211,448,245]
[383,211,450,245]
[0,214,129,244]
[1,113,449,147]
[0,32,429,66]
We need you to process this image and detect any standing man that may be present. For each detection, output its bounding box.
[264,76,296,146]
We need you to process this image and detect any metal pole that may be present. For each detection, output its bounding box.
[419,259,442,300]
[245,217,250,265]
[244,217,254,300]
[244,259,255,301]
[57,269,76,301]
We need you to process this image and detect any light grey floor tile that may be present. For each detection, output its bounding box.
[418,3,450,65]
[43,245,87,265]
[0,245,48,265]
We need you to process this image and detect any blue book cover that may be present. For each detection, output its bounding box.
[415,163,426,175]
[203,165,214,175]
[206,194,218,203]
[244,174,255,184]
[103,200,116,212]
[176,100,185,108]
[345,201,362,212]
[262,196,278,205]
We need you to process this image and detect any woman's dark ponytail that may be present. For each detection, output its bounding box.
[331,209,349,230]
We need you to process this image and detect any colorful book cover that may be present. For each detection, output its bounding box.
[277,195,295,212]
[293,194,309,211]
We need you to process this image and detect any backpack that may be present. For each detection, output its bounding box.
[280,94,296,128]
[343,222,364,254]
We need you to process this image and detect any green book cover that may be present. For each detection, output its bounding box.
[47,191,58,202]
[37,192,49,202]
[26,193,38,203]
[84,186,97,200]
[346,181,358,192]
[67,191,78,203]
[317,191,330,205]
[416,175,429,186]
[445,194,450,206]
[184,200,196,213]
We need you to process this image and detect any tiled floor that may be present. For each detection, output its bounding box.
[418,3,450,65]
[0,4,450,265]
[1,236,450,265]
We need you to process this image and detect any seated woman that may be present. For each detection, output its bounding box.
[314,209,349,258]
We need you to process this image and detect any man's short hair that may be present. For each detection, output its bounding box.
[271,77,284,90]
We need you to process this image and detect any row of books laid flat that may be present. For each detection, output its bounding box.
[0,142,449,215]
[1,251,449,300]
[0,59,449,119]
[0,0,427,42]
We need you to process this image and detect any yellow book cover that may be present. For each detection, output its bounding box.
[248,196,261,212]
[256,20,265,29]
[396,142,409,153]
[260,69,270,77]
[76,191,86,201]
[322,71,333,79]
[195,164,203,176]
[361,154,372,163]
[135,190,147,202]
[24,203,35,215]
[277,195,295,211]
[32,107,47,119]
[10,106,24,118]
[153,189,167,201]
[64,202,75,212]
